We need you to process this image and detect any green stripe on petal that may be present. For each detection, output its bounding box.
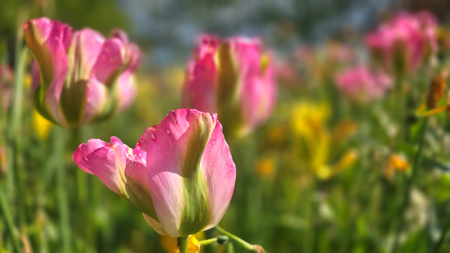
[216,42,243,136]
[179,114,214,235]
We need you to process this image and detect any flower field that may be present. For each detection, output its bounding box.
[2,1,450,252]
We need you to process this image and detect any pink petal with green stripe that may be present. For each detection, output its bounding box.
[145,109,235,237]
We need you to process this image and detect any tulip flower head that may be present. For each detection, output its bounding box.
[183,35,277,137]
[335,66,393,103]
[24,17,141,127]
[365,11,438,75]
[74,109,236,237]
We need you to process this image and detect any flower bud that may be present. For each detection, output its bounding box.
[183,35,277,137]
[365,11,438,76]
[23,17,141,127]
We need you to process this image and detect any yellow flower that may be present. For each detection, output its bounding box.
[290,101,329,137]
[385,154,409,178]
[33,110,52,140]
[161,233,202,253]
[290,101,357,179]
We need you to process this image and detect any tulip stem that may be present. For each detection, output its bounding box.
[391,118,428,253]
[54,127,72,253]
[198,238,218,246]
[215,226,256,251]
[431,215,450,253]
[178,236,189,253]
[0,189,21,251]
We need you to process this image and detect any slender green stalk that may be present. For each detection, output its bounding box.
[391,118,428,253]
[198,238,218,246]
[7,43,27,140]
[6,46,27,199]
[4,37,29,245]
[215,226,254,251]
[54,127,72,253]
[178,236,189,253]
[227,243,235,253]
[0,190,21,251]
[431,215,450,253]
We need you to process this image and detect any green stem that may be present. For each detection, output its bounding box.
[7,42,27,140]
[215,226,254,251]
[0,189,21,251]
[6,46,27,199]
[431,215,450,253]
[227,243,235,253]
[54,127,71,253]
[391,118,428,253]
[5,39,29,240]
[178,236,189,253]
[198,238,218,246]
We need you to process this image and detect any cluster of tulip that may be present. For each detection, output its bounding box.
[4,7,450,253]
[21,16,276,252]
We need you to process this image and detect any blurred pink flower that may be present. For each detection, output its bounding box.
[365,11,438,75]
[183,35,277,137]
[74,109,236,238]
[0,64,13,111]
[23,17,142,127]
[335,66,392,102]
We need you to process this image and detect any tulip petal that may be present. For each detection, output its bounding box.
[143,214,168,235]
[91,38,125,85]
[123,148,158,218]
[199,119,236,229]
[136,126,157,152]
[73,138,107,174]
[146,109,216,237]
[116,43,141,111]
[24,18,73,124]
[77,137,129,197]
[81,38,126,122]
[183,35,220,113]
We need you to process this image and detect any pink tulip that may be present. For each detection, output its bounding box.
[365,11,438,75]
[23,17,142,127]
[73,109,236,237]
[335,66,392,102]
[183,35,277,137]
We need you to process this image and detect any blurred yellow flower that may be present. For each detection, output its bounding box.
[290,101,357,179]
[290,101,329,137]
[317,150,358,180]
[385,154,410,178]
[24,73,31,88]
[161,233,202,253]
[256,157,276,178]
[33,110,52,140]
